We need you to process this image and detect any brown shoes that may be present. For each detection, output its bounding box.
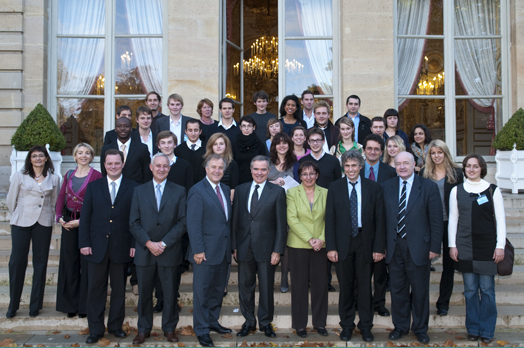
[164,331,179,342]
[132,332,150,344]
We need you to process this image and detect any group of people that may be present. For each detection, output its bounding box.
[6,91,506,346]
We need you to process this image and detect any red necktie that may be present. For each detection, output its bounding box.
[369,166,376,181]
[215,185,225,211]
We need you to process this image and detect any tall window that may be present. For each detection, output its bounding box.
[50,0,165,156]
[395,0,508,157]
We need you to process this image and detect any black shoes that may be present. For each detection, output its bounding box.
[416,333,430,344]
[237,324,256,337]
[339,328,352,341]
[109,329,127,338]
[209,324,232,334]
[467,334,479,341]
[6,310,16,319]
[86,334,104,344]
[154,301,163,313]
[388,328,405,340]
[437,308,448,316]
[481,337,494,343]
[67,313,76,318]
[197,334,214,347]
[328,284,336,292]
[296,329,307,338]
[260,324,276,338]
[375,307,390,317]
[29,310,39,317]
[314,327,328,336]
[78,313,87,318]
[361,329,374,342]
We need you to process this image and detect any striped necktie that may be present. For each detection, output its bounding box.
[397,181,407,238]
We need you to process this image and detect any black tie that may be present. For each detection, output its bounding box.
[397,181,407,238]
[349,181,359,238]
[250,184,259,215]
[191,144,196,151]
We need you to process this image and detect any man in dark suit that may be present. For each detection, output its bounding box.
[100,117,152,185]
[174,119,207,183]
[381,152,443,344]
[129,153,186,344]
[208,97,240,148]
[370,117,387,141]
[359,134,397,317]
[313,100,340,152]
[79,149,138,344]
[103,105,139,146]
[146,91,166,130]
[187,154,233,347]
[232,155,287,338]
[325,150,385,343]
[152,93,191,146]
[337,95,371,144]
[136,105,159,158]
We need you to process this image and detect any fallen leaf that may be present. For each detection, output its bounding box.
[52,331,61,335]
[177,343,186,347]
[240,340,249,347]
[188,308,193,313]
[222,333,233,339]
[36,345,46,347]
[6,329,13,334]
[497,340,510,346]
[0,339,15,346]
[441,339,455,347]
[64,334,70,339]
[282,335,289,338]
[386,328,394,332]
[409,342,422,347]
[179,325,195,336]
[7,343,17,347]
[455,336,464,340]
[270,343,278,347]
[71,344,80,347]
[78,328,90,335]
[133,307,138,312]
[152,332,158,336]
[386,342,398,347]
[98,337,111,347]
[155,337,163,341]
[445,329,457,335]
[23,345,33,347]
[114,345,120,347]
[179,303,184,308]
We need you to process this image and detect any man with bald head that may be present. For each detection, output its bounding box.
[380,152,443,345]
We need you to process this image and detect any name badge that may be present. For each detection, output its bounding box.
[477,194,488,205]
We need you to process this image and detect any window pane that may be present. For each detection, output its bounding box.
[226,44,241,103]
[454,0,500,36]
[399,98,446,144]
[285,0,332,37]
[285,40,333,96]
[115,38,162,95]
[115,98,147,129]
[397,0,441,36]
[454,39,501,96]
[226,0,241,46]
[58,98,104,156]
[397,39,445,99]
[58,0,105,35]
[455,98,500,156]
[58,38,105,95]
[115,0,163,35]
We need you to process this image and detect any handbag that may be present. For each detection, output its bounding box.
[488,186,514,276]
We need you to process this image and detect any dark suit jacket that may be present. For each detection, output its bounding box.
[79,177,138,264]
[360,162,397,184]
[381,175,443,266]
[100,140,152,184]
[325,177,386,262]
[152,114,191,145]
[151,112,167,131]
[167,157,194,192]
[186,178,232,265]
[129,181,187,267]
[314,120,340,149]
[231,182,287,262]
[340,113,371,144]
[103,128,139,146]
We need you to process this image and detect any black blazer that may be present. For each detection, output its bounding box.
[103,128,139,146]
[325,177,386,262]
[130,181,187,267]
[340,114,371,144]
[186,178,232,265]
[314,120,340,149]
[79,177,138,264]
[151,112,167,131]
[100,140,152,184]
[232,182,287,262]
[360,162,397,184]
[381,175,443,266]
[420,167,463,217]
[152,114,191,145]
[167,157,194,192]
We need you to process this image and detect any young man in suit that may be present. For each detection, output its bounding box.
[301,90,316,129]
[359,134,397,317]
[174,119,206,183]
[79,149,139,344]
[152,93,190,146]
[232,155,287,338]
[136,105,158,158]
[325,150,385,343]
[129,153,187,344]
[187,154,233,347]
[338,95,371,144]
[313,100,340,152]
[100,117,152,185]
[381,152,443,344]
[103,105,139,146]
[370,117,387,141]
[146,91,166,130]
[208,97,240,148]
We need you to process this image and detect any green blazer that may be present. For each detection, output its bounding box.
[286,184,328,249]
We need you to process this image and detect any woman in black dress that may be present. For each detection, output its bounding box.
[233,115,267,184]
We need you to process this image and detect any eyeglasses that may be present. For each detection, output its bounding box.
[308,138,324,144]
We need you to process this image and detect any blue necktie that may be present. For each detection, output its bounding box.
[349,181,359,238]
[156,184,162,211]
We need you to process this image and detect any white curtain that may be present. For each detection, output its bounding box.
[296,0,333,95]
[57,0,105,117]
[397,0,431,108]
[125,0,163,94]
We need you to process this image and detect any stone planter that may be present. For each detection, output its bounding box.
[495,143,524,194]
[10,144,63,182]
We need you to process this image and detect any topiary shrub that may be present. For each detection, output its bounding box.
[493,108,524,151]
[11,103,66,151]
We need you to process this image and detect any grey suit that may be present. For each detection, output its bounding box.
[232,181,287,328]
[130,180,186,334]
[152,114,191,145]
[187,178,232,336]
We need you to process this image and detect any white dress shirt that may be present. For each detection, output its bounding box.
[398,173,415,207]
[186,139,202,151]
[107,175,123,199]
[303,111,315,129]
[169,116,182,145]
[247,180,267,213]
[217,118,237,130]
[310,150,326,161]
[206,176,228,220]
[140,130,153,157]
[347,176,362,228]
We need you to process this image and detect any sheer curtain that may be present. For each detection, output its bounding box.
[125,0,163,94]
[397,0,431,109]
[296,0,333,95]
[57,0,105,117]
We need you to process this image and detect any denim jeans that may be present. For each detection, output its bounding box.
[462,272,497,338]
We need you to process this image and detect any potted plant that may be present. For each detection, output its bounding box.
[10,103,66,181]
[493,107,524,193]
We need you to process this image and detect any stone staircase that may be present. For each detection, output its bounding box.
[0,192,523,347]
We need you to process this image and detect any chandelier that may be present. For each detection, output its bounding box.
[417,56,445,95]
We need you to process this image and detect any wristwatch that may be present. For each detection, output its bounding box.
[161,241,166,248]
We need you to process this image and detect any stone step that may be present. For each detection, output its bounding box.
[0,250,61,267]
[1,304,523,331]
[505,207,524,220]
[0,234,62,250]
[502,193,524,209]
[3,282,523,309]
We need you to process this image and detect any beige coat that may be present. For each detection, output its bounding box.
[7,171,60,227]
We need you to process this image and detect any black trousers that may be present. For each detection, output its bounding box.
[372,258,388,309]
[335,232,373,330]
[86,245,127,335]
[56,213,88,314]
[389,237,430,335]
[437,224,454,311]
[238,245,276,329]
[289,247,328,330]
[136,264,178,333]
[8,223,52,313]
